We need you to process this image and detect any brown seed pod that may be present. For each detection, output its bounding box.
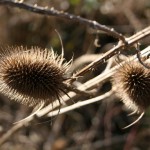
[112,60,150,128]
[0,46,71,107]
[112,61,150,113]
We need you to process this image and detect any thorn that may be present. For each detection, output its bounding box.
[123,112,144,129]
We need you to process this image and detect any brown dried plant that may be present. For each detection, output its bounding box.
[0,46,71,107]
[112,60,150,128]
[0,0,149,147]
[113,61,150,113]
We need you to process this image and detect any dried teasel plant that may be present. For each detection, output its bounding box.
[112,59,150,128]
[0,46,71,121]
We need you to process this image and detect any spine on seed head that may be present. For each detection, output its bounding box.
[0,46,71,107]
[112,60,150,113]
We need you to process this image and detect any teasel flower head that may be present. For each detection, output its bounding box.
[112,60,150,128]
[0,46,71,107]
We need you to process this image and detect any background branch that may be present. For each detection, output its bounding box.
[0,0,126,43]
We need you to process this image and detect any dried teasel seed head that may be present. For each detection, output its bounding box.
[112,60,150,113]
[0,46,71,107]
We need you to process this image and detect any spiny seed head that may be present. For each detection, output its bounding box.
[0,46,70,106]
[112,61,150,113]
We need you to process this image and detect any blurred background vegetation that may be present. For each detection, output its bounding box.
[0,0,150,150]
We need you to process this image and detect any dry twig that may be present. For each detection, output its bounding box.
[0,0,126,43]
[72,26,150,78]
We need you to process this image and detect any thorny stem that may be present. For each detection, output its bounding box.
[0,0,127,43]
[72,26,150,79]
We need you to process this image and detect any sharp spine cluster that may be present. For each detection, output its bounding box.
[112,61,150,113]
[0,46,70,107]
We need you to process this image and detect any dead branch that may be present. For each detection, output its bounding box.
[0,0,126,43]
[47,90,114,117]
[72,26,150,79]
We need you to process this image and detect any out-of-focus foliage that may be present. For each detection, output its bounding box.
[0,0,149,150]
